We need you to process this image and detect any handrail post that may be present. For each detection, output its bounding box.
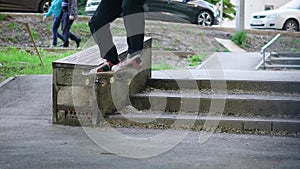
[262,49,265,70]
[260,34,281,70]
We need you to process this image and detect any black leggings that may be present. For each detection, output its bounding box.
[88,0,145,64]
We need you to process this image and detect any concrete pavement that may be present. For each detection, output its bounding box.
[0,75,300,169]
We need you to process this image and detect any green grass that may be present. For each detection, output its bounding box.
[152,39,161,49]
[290,38,300,44]
[71,22,90,33]
[112,27,127,36]
[9,22,15,29]
[0,48,75,79]
[31,29,39,41]
[188,54,206,66]
[223,48,231,52]
[0,14,8,21]
[199,31,206,36]
[291,48,299,53]
[70,22,95,48]
[152,63,173,70]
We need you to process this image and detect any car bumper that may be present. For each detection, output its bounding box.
[250,18,282,30]
[85,10,95,16]
[85,6,98,16]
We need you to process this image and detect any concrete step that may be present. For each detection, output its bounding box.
[129,90,300,117]
[274,52,300,58]
[268,57,300,65]
[107,112,300,135]
[147,78,300,94]
[264,64,300,70]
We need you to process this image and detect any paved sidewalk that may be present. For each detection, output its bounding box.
[0,75,300,169]
[152,52,300,82]
[197,52,261,70]
[215,38,246,52]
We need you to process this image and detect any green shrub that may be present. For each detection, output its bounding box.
[188,54,206,66]
[232,31,248,48]
[0,14,8,21]
[9,22,15,29]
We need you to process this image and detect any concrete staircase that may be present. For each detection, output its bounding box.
[108,70,300,136]
[52,35,300,136]
[263,52,300,70]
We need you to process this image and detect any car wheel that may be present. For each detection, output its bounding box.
[39,0,51,13]
[283,19,299,32]
[197,10,213,26]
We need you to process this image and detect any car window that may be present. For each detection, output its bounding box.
[280,0,300,10]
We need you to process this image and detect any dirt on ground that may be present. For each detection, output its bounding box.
[1,13,300,70]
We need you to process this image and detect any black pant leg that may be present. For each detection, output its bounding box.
[122,0,145,55]
[69,31,80,42]
[88,0,123,63]
[61,11,71,47]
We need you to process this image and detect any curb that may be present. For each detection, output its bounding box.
[0,77,15,88]
[108,113,300,137]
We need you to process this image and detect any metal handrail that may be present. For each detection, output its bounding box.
[261,34,281,69]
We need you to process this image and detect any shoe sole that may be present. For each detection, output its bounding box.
[82,61,112,75]
[112,55,142,72]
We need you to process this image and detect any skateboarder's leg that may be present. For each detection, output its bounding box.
[122,0,145,56]
[88,0,122,64]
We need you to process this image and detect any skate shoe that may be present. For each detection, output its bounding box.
[111,53,142,72]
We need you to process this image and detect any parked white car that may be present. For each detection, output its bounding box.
[85,0,101,16]
[250,0,300,32]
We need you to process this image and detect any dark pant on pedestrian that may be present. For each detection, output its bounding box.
[88,0,145,64]
[61,11,80,47]
[52,16,64,46]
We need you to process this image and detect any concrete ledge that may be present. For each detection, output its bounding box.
[52,37,152,126]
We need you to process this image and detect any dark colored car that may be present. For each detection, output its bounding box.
[84,0,219,26]
[0,0,51,13]
[144,0,219,26]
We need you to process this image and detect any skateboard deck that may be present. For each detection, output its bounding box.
[82,60,109,75]
[82,54,142,76]
[111,54,142,72]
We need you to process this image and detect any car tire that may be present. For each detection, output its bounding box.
[283,19,299,32]
[39,0,51,13]
[196,10,213,26]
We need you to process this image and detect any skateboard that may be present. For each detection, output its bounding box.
[82,54,142,76]
[82,61,107,75]
[111,54,142,72]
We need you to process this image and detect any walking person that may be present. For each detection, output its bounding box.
[43,0,64,48]
[88,0,145,72]
[61,0,81,48]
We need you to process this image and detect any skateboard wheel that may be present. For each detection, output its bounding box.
[110,77,115,84]
[85,79,90,86]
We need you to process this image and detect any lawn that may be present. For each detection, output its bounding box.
[0,48,76,82]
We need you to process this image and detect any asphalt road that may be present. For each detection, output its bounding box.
[0,75,300,169]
